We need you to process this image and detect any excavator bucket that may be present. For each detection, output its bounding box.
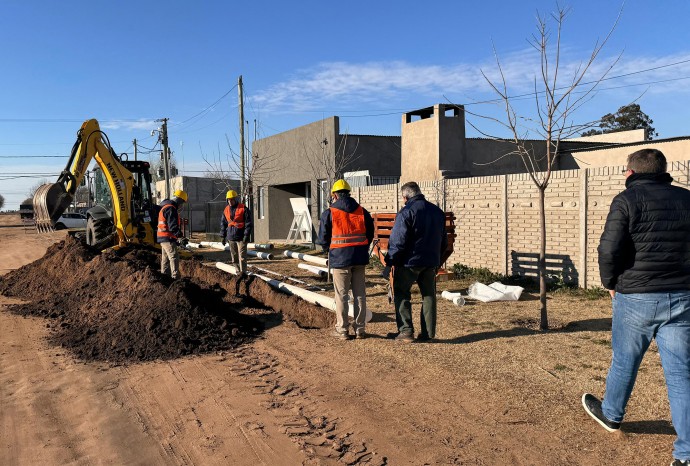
[33,183,74,233]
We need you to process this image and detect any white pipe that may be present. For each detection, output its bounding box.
[247,243,274,250]
[441,290,465,306]
[247,250,274,260]
[215,262,371,322]
[249,265,325,291]
[186,242,204,249]
[216,262,239,275]
[298,262,327,277]
[283,250,329,267]
[200,241,230,251]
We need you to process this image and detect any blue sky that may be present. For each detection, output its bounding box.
[2,0,690,209]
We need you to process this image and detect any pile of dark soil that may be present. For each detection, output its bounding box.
[0,237,335,363]
[0,237,259,362]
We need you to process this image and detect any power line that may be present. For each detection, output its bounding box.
[171,85,238,129]
[0,155,65,158]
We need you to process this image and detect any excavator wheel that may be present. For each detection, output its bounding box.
[86,217,114,249]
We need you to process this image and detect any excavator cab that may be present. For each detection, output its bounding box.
[86,160,157,248]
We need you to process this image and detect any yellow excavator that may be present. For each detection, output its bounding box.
[33,119,159,249]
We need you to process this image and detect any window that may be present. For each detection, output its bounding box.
[372,176,399,186]
[258,187,265,219]
[317,179,330,213]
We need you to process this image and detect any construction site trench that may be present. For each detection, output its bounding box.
[0,236,334,363]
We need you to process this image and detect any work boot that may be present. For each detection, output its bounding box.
[332,330,350,340]
[582,393,620,432]
[355,330,367,340]
[416,333,434,342]
[395,332,414,343]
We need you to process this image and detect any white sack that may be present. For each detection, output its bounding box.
[467,281,524,302]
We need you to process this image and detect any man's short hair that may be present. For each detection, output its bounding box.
[334,191,350,199]
[400,181,421,199]
[627,149,667,174]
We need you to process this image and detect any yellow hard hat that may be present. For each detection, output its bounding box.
[174,189,188,202]
[226,190,238,199]
[331,179,351,193]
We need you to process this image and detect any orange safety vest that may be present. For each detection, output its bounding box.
[157,203,181,240]
[330,206,368,249]
[224,203,246,229]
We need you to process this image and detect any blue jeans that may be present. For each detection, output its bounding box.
[602,292,690,460]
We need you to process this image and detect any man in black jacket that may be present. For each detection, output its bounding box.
[317,179,374,340]
[385,181,447,343]
[582,149,690,466]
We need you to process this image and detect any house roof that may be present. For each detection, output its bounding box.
[568,136,690,153]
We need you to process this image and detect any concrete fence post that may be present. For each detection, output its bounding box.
[442,178,447,212]
[579,168,589,288]
[502,174,509,277]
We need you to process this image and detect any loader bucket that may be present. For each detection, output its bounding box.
[33,183,74,232]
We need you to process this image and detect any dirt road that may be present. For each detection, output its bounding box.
[0,213,676,465]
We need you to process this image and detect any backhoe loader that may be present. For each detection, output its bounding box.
[33,119,159,249]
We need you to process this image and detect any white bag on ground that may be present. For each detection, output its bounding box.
[467,281,523,302]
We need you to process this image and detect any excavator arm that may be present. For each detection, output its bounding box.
[33,119,138,246]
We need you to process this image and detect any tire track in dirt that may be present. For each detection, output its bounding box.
[223,346,387,465]
[110,349,310,465]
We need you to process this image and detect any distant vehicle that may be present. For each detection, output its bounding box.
[55,212,87,230]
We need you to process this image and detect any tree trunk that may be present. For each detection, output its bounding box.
[539,187,548,330]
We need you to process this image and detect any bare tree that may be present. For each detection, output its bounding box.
[75,185,90,205]
[27,179,49,199]
[301,128,363,210]
[203,133,282,203]
[472,6,620,330]
[0,194,4,210]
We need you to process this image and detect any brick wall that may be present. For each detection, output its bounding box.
[355,161,690,288]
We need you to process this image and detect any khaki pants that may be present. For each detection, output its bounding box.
[229,240,247,273]
[332,265,367,334]
[161,242,180,279]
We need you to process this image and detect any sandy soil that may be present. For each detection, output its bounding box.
[0,213,677,465]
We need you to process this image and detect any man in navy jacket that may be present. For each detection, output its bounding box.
[317,179,374,339]
[386,181,447,342]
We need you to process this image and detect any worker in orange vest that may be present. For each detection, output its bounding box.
[157,189,188,279]
[220,189,252,273]
[316,179,374,340]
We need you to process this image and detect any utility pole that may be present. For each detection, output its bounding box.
[133,138,138,161]
[238,75,245,199]
[156,118,171,199]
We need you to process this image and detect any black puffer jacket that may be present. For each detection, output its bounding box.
[598,173,690,293]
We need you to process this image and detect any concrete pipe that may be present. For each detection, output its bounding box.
[283,250,329,267]
[247,250,274,260]
[298,262,327,277]
[215,262,371,322]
